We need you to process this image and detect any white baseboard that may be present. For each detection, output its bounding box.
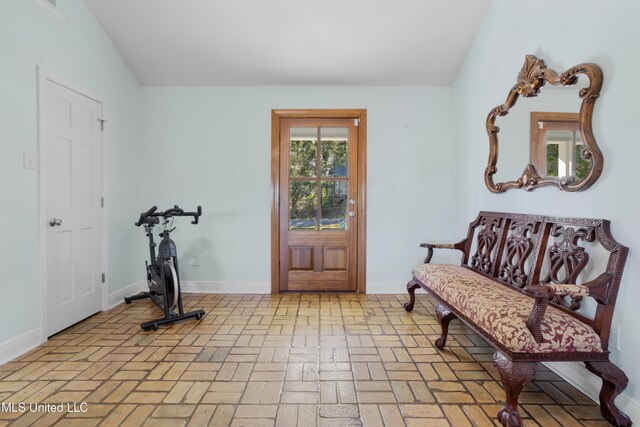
[366,281,421,294]
[176,281,421,294]
[0,329,42,365]
[108,280,146,308]
[181,281,270,294]
[544,361,639,423]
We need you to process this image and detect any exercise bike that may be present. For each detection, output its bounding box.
[125,205,206,331]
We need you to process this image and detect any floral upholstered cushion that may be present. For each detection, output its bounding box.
[412,264,602,354]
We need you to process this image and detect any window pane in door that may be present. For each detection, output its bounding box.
[545,131,573,178]
[321,180,348,230]
[575,142,590,180]
[290,127,317,177]
[290,181,317,230]
[321,127,348,177]
[546,143,559,177]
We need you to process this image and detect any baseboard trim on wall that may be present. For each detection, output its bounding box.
[108,280,146,309]
[366,281,416,294]
[167,280,426,295]
[180,281,425,295]
[0,329,42,365]
[544,361,639,423]
[175,281,427,294]
[181,281,271,294]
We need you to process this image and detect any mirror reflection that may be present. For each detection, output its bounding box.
[492,76,589,184]
[530,112,590,181]
[485,55,604,193]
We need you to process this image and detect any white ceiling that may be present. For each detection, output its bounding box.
[84,0,493,86]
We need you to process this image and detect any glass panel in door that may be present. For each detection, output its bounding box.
[288,126,350,231]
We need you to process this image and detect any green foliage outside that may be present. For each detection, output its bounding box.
[289,139,348,229]
[546,143,590,180]
[546,144,559,177]
[575,145,590,180]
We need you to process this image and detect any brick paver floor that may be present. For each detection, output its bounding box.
[0,293,607,426]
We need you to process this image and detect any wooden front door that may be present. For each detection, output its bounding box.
[277,115,363,292]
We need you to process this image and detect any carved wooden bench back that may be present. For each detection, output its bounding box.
[459,212,628,350]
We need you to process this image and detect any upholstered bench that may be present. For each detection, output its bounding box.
[404,212,631,427]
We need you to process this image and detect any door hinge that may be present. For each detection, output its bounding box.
[354,118,359,127]
[98,119,107,132]
[101,273,106,283]
[101,197,104,208]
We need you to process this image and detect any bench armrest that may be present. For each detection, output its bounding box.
[546,283,590,298]
[523,283,591,344]
[523,285,551,343]
[419,239,467,264]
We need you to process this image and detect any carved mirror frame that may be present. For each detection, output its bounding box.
[484,55,603,193]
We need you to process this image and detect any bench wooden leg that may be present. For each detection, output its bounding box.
[585,361,632,427]
[404,279,421,312]
[435,304,457,349]
[493,352,536,427]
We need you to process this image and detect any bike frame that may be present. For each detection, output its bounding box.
[125,205,205,331]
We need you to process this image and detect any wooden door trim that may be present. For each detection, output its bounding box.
[37,67,108,343]
[271,109,367,294]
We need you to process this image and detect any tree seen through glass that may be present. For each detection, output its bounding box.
[546,141,590,179]
[289,128,348,230]
[575,145,589,180]
[546,144,559,177]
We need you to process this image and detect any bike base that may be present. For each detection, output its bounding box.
[124,293,205,331]
[140,309,206,331]
[124,291,151,304]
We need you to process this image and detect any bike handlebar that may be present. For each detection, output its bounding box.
[135,205,158,226]
[162,206,184,217]
[183,206,202,224]
[135,205,202,227]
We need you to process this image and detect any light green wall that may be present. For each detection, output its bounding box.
[0,0,142,341]
[453,0,640,411]
[138,86,460,285]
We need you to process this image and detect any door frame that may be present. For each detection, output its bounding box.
[37,67,108,342]
[271,109,367,294]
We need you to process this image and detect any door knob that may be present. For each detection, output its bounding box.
[348,199,357,205]
[348,211,356,217]
[48,218,62,227]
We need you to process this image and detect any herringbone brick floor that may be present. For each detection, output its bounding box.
[0,293,607,426]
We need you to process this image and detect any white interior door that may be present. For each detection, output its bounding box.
[43,78,104,337]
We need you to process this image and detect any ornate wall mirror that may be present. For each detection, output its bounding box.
[485,55,603,192]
